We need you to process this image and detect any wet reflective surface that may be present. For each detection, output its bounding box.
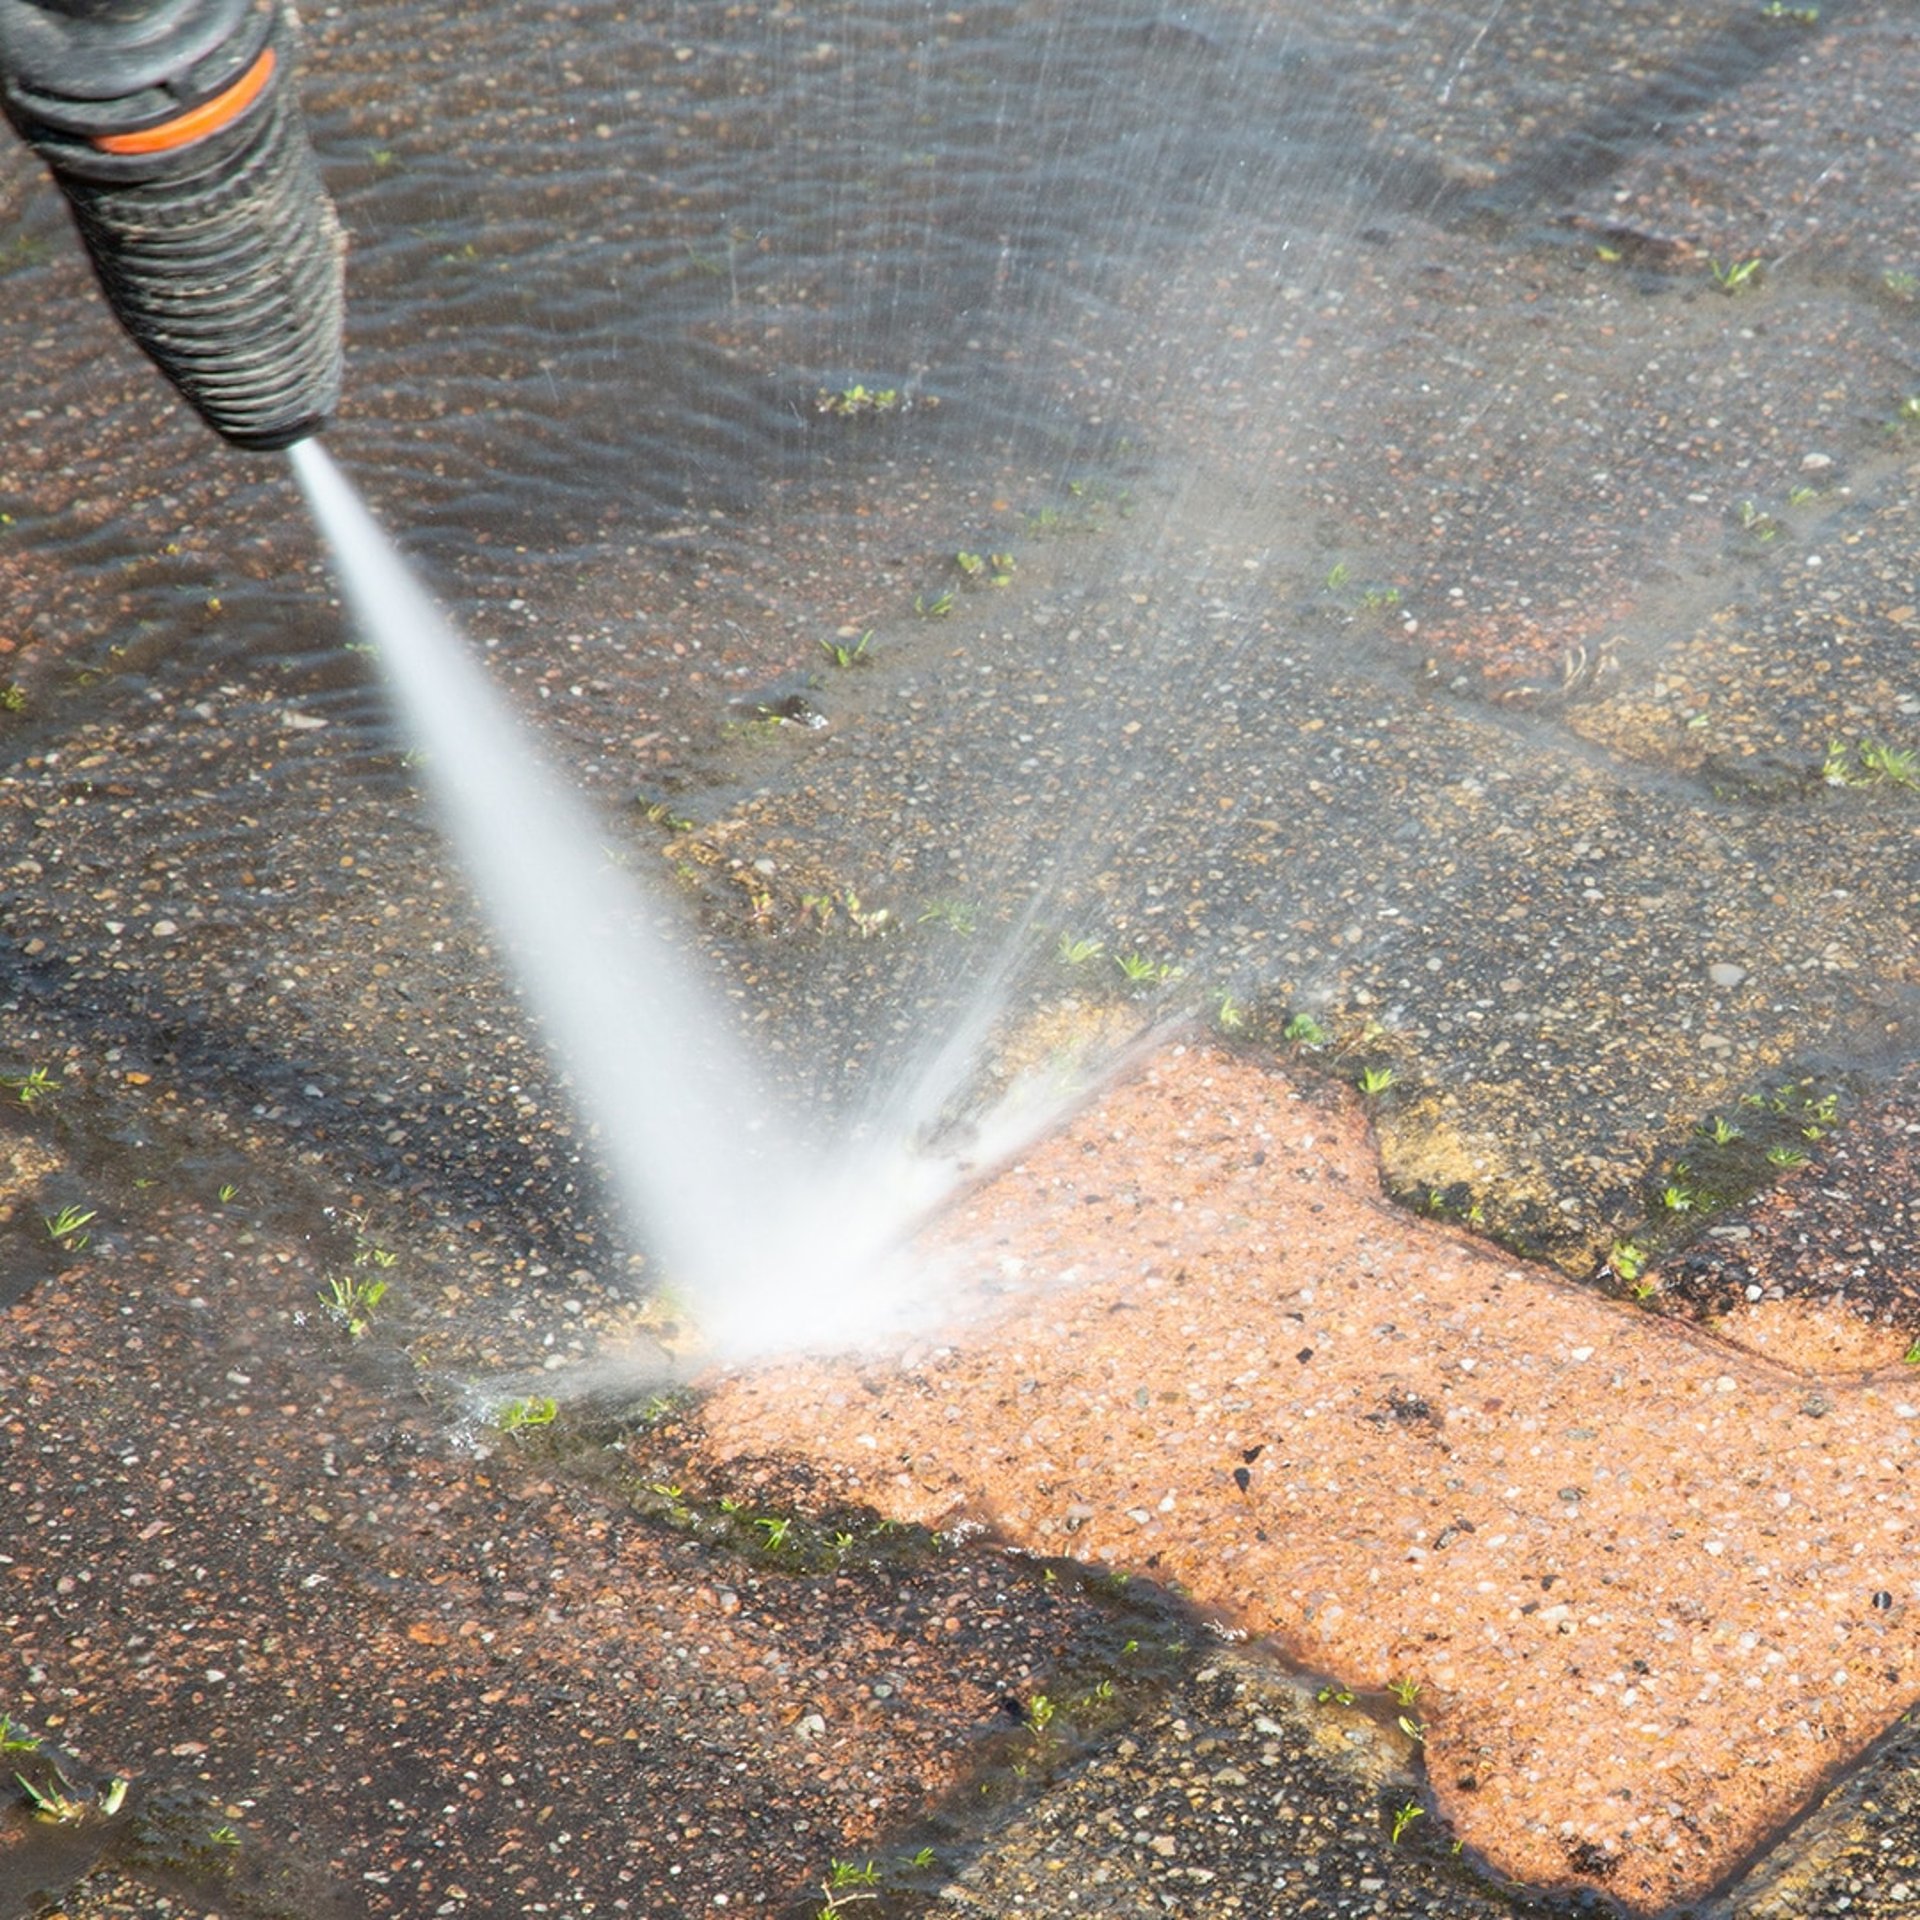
[2,0,1920,1911]
[2,0,1916,1457]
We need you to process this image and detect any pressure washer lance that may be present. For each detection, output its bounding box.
[0,0,344,450]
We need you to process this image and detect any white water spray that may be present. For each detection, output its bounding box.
[289,440,1116,1362]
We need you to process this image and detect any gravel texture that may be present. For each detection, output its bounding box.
[702,1046,1920,1911]
[3,0,1920,1915]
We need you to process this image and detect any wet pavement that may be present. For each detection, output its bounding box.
[3,0,1920,1915]
[699,1046,1920,1911]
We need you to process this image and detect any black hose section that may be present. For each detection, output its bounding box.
[32,2,197,20]
[34,59,344,449]
[0,0,261,130]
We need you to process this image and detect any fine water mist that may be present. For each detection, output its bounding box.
[252,0,1862,1370]
[288,438,1140,1363]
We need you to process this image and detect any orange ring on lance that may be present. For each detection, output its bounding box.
[93,45,277,156]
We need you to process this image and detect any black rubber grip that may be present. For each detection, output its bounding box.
[46,55,345,450]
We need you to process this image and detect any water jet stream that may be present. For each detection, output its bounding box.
[288,439,1134,1365]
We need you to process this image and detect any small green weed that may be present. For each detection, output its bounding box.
[1284,1012,1330,1047]
[1858,740,1920,788]
[0,682,24,713]
[1025,1693,1056,1733]
[1733,1080,1841,1141]
[1426,1188,1486,1228]
[1710,256,1763,293]
[1316,1684,1356,1706]
[15,1767,88,1824]
[681,232,735,276]
[755,1515,794,1551]
[45,1204,96,1251]
[1620,1078,1850,1274]
[1820,737,1912,791]
[917,898,977,935]
[0,1717,40,1756]
[217,1183,239,1204]
[1324,561,1352,591]
[1025,479,1130,537]
[491,1395,559,1435]
[1388,1676,1421,1708]
[1057,932,1105,966]
[318,1271,387,1336]
[207,1822,241,1847]
[1212,991,1246,1033]
[801,888,892,937]
[818,629,873,668]
[913,587,955,618]
[1390,1801,1425,1844]
[1358,1065,1395,1097]
[646,1484,692,1523]
[816,384,904,418]
[2,1065,58,1107]
[1116,951,1181,986]
[1886,270,1919,298]
[1758,0,1819,19]
[638,798,698,834]
[1904,1338,1920,1367]
[954,550,1016,587]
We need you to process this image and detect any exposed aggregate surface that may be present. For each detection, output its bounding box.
[3,0,1920,1915]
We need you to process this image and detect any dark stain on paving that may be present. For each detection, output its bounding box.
[1441,0,1873,223]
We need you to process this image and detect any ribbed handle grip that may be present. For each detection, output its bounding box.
[50,54,345,449]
